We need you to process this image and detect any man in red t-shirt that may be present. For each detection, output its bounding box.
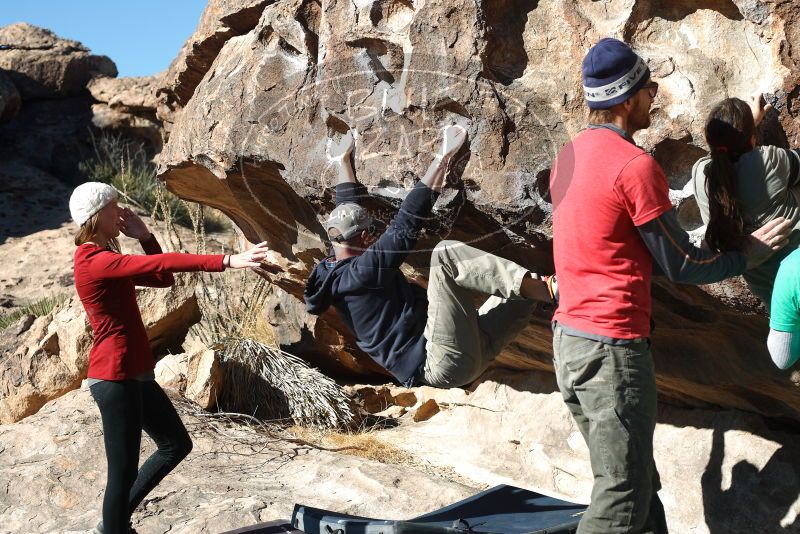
[550,38,791,533]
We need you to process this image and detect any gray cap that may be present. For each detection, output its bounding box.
[326,203,385,242]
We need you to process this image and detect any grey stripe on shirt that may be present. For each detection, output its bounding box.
[87,369,156,387]
[767,328,798,370]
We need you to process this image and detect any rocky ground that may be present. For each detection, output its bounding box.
[0,160,76,308]
[0,387,477,534]
[382,370,800,534]
[1,369,799,533]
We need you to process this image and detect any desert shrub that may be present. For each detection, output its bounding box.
[192,270,357,430]
[0,294,69,330]
[216,338,357,430]
[79,131,230,233]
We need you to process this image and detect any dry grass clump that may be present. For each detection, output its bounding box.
[192,266,276,347]
[289,425,414,465]
[216,338,358,430]
[79,131,230,233]
[192,266,356,430]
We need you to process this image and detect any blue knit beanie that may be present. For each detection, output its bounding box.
[582,38,650,110]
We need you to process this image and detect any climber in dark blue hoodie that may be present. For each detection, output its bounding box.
[305,126,556,388]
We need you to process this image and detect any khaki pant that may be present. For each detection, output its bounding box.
[552,324,668,534]
[421,240,536,388]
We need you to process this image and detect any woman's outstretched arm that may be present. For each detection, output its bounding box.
[86,242,270,280]
[132,234,175,288]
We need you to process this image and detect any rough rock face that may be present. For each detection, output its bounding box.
[0,276,202,424]
[185,339,224,409]
[136,274,202,355]
[0,308,90,426]
[0,23,116,100]
[154,351,189,393]
[152,338,224,409]
[0,70,21,121]
[156,0,274,132]
[0,23,162,181]
[156,1,800,419]
[88,75,164,150]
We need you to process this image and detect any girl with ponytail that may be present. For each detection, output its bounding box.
[691,94,800,307]
[700,98,756,254]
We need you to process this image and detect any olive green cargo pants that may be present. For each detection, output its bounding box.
[421,240,537,388]
[552,324,668,534]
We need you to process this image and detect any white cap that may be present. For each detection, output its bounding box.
[69,182,119,227]
[326,202,385,242]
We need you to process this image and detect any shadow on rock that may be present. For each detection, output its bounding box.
[702,416,799,533]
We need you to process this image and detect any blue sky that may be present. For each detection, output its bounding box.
[1,1,208,77]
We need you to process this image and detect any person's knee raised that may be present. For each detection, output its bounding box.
[431,240,463,266]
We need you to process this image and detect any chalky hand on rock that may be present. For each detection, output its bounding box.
[326,129,357,164]
[438,124,467,160]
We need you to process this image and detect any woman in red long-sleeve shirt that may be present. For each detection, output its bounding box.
[70,182,269,534]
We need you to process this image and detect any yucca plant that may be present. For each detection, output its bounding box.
[192,262,357,430]
[0,294,69,330]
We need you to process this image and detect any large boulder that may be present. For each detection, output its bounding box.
[0,303,91,425]
[88,75,163,150]
[156,1,800,419]
[156,0,274,133]
[136,273,202,355]
[0,23,117,100]
[88,75,160,111]
[0,24,161,180]
[0,275,203,424]
[0,70,20,120]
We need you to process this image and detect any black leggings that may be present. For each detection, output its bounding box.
[90,380,192,534]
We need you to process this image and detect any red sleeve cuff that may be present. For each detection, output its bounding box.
[632,202,673,227]
[213,254,226,272]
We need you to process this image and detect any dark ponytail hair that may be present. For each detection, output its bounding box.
[704,97,756,252]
